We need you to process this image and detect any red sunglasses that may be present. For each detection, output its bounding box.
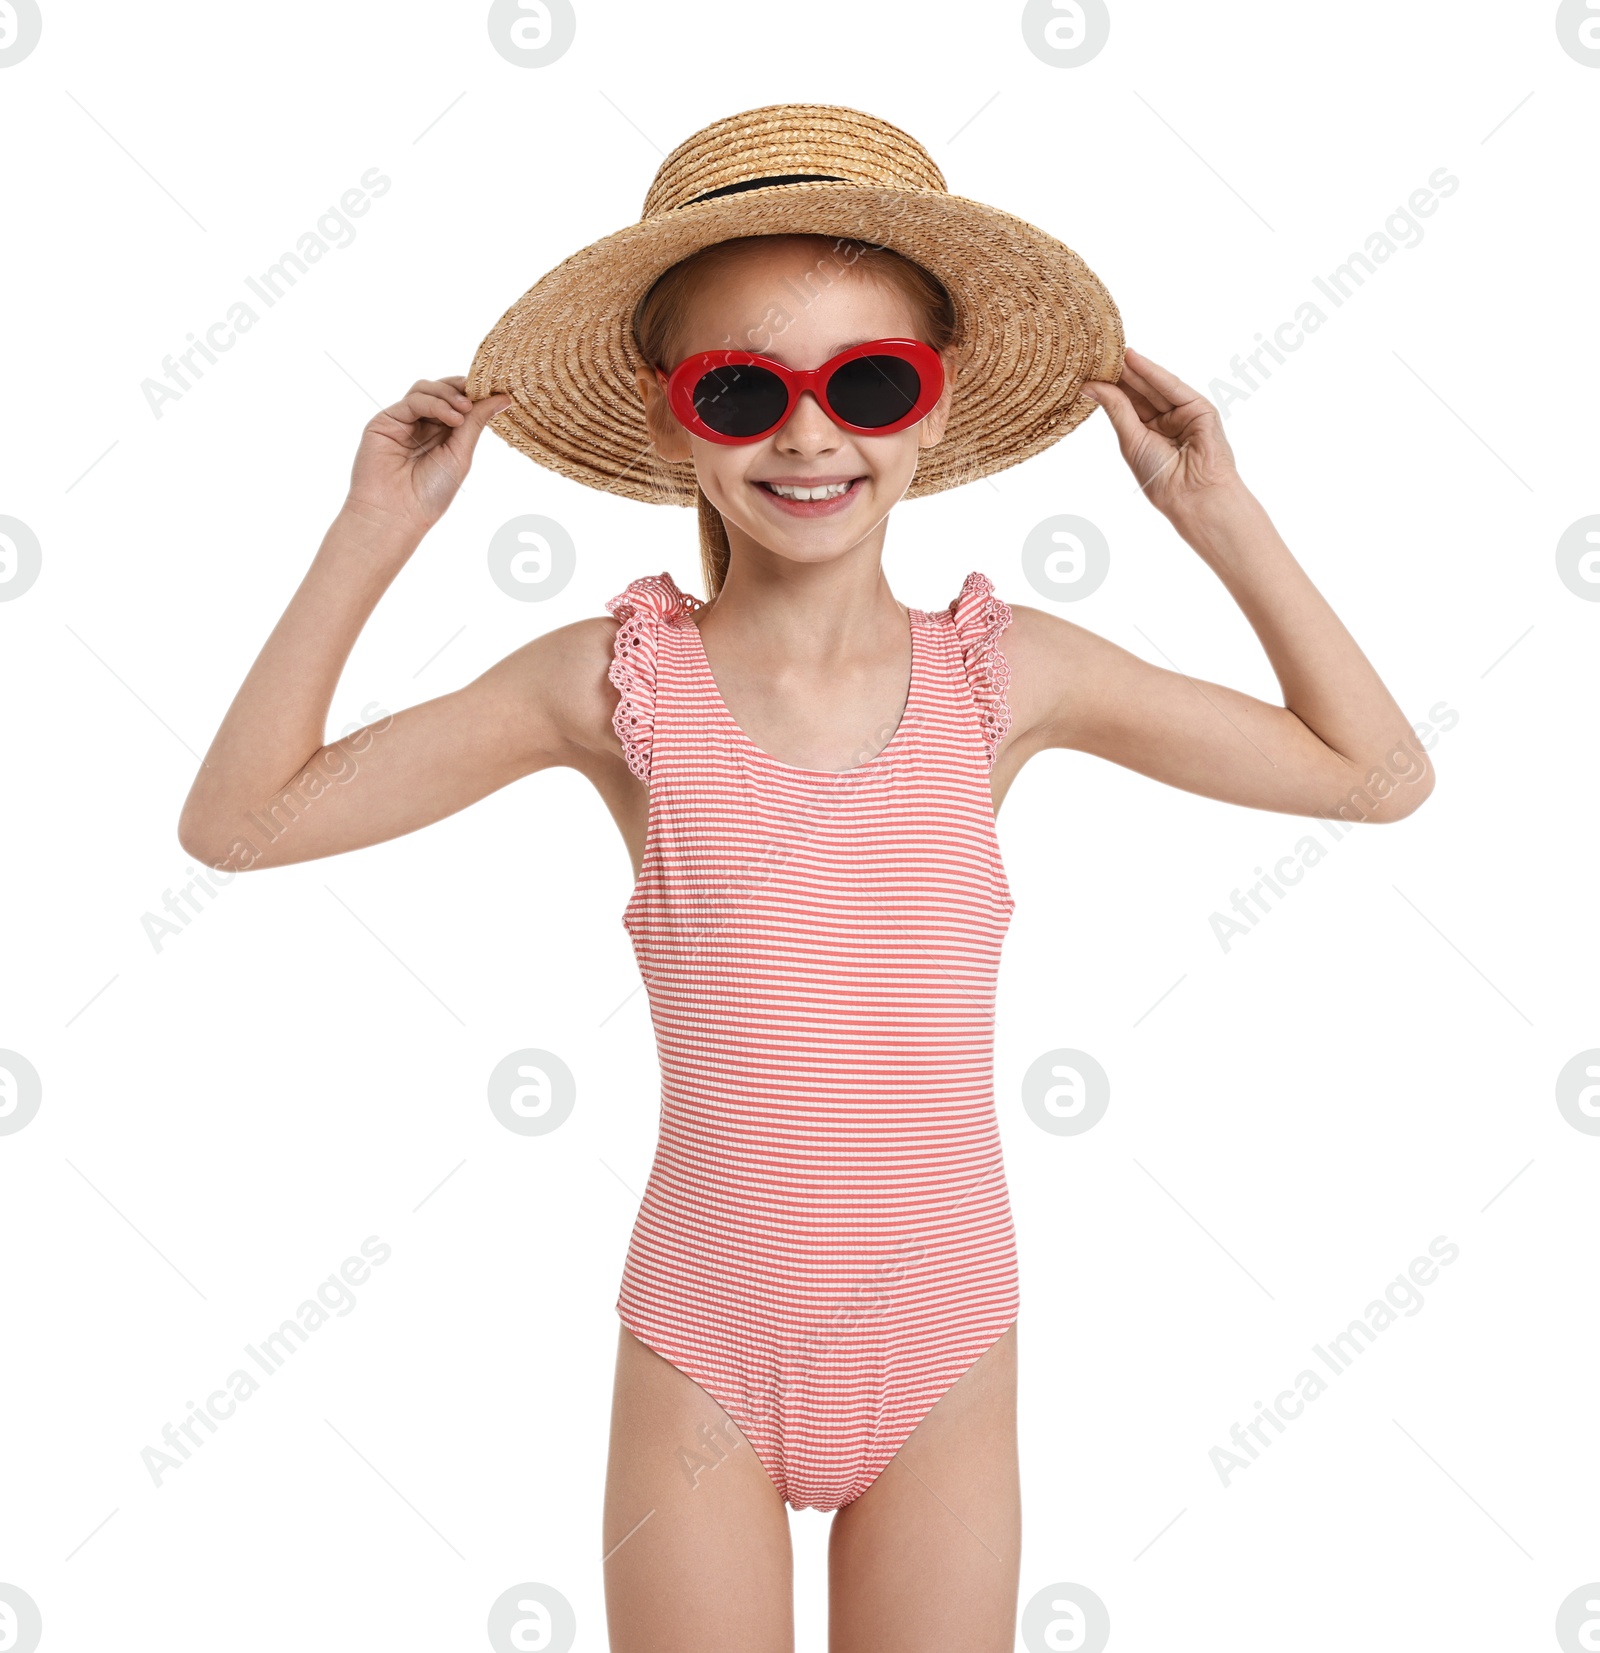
[657,337,944,445]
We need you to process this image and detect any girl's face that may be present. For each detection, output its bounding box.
[634,237,955,570]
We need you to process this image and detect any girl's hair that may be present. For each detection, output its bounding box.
[632,234,958,599]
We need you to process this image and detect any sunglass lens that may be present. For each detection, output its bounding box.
[826,355,923,428]
[691,364,789,438]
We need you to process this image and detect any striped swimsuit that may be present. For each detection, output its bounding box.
[605,569,1018,1512]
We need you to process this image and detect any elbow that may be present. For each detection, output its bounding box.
[1368,753,1437,824]
[176,809,243,871]
[1374,780,1434,823]
[1318,748,1436,826]
[175,814,207,863]
[176,829,222,868]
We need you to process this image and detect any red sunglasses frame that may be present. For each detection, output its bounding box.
[656,337,945,445]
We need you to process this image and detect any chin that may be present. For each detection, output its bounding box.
[748,531,864,566]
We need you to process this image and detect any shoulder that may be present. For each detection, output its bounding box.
[1001,598,1083,656]
[470,613,626,771]
[550,568,701,706]
[998,599,1151,750]
[999,600,1087,701]
[455,574,703,786]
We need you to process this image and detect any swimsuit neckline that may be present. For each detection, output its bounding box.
[683,604,925,778]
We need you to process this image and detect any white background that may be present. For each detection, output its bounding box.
[2,2,1596,1649]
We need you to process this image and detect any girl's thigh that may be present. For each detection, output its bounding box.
[826,1321,1021,1653]
[603,1324,795,1653]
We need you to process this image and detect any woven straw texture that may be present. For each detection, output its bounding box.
[465,103,1124,506]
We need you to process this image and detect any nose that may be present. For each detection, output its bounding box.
[775,387,840,454]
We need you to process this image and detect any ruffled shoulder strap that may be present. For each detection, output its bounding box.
[604,572,702,784]
[944,571,1014,769]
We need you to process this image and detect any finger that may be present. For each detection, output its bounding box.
[1118,377,1164,424]
[1080,380,1149,453]
[433,374,475,409]
[445,393,514,458]
[1117,359,1175,417]
[465,392,513,428]
[390,390,470,428]
[1123,348,1203,408]
[413,377,477,413]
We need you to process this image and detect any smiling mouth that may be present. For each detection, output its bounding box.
[755,479,864,501]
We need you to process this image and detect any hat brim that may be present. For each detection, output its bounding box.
[465,180,1124,506]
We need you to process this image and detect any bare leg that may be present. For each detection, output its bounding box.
[603,1324,795,1653]
[826,1321,1021,1653]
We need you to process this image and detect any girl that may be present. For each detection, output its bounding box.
[178,105,1433,1653]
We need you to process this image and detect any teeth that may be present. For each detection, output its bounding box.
[766,481,853,500]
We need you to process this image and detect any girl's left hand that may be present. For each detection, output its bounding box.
[1082,347,1240,522]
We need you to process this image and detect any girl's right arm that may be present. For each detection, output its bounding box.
[177,375,626,872]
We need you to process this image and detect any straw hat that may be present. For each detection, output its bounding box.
[465,102,1123,505]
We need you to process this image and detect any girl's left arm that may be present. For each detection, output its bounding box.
[1001,348,1435,823]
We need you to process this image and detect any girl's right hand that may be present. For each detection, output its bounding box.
[345,374,513,537]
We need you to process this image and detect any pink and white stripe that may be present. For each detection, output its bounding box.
[606,569,1018,1511]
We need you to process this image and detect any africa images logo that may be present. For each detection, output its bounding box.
[140,1237,391,1486]
[1209,1237,1459,1486]
[139,169,391,419]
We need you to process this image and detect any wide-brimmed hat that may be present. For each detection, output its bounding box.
[465,102,1123,506]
